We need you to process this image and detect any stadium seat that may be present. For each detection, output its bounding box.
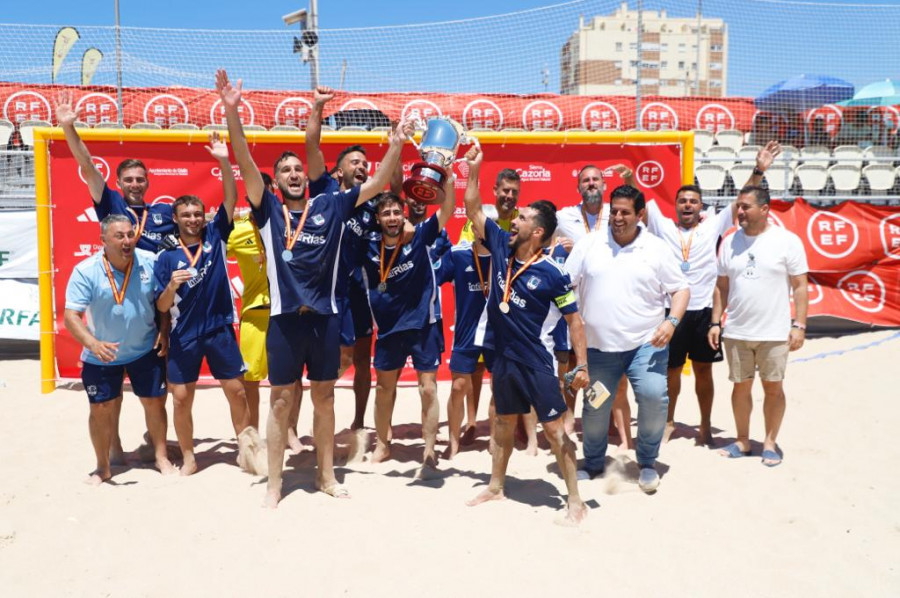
[737,145,760,163]
[729,164,755,189]
[795,165,829,196]
[862,164,896,194]
[0,119,14,145]
[692,130,715,154]
[338,125,368,131]
[270,125,300,131]
[695,164,726,195]
[565,127,588,132]
[800,145,831,168]
[73,121,90,129]
[131,122,161,130]
[863,145,894,165]
[828,164,862,194]
[705,146,736,171]
[202,124,229,131]
[779,145,801,168]
[243,124,267,131]
[370,126,392,132]
[714,129,744,152]
[94,122,125,129]
[832,145,864,167]
[501,128,526,132]
[320,125,334,131]
[764,164,795,196]
[170,123,200,130]
[18,120,51,147]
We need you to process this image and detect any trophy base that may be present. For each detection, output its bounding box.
[403,162,448,204]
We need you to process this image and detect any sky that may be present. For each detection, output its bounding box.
[1,0,898,97]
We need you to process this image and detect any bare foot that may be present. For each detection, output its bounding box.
[179,454,197,477]
[460,425,477,446]
[415,455,441,480]
[263,488,281,509]
[442,444,459,460]
[286,430,303,455]
[157,458,178,475]
[318,482,351,499]
[371,441,391,463]
[347,429,369,464]
[84,469,111,486]
[555,500,589,526]
[695,426,713,447]
[662,422,676,443]
[466,487,505,506]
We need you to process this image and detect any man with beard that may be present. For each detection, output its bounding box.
[458,169,520,242]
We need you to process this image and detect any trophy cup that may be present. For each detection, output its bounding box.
[403,116,477,204]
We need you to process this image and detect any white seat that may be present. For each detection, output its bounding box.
[320,124,334,131]
[692,130,715,154]
[371,126,392,132]
[729,164,756,189]
[828,164,862,194]
[73,121,90,129]
[800,145,831,168]
[862,164,896,194]
[695,164,726,194]
[18,119,51,147]
[832,145,864,168]
[795,165,829,195]
[714,129,744,152]
[736,145,761,163]
[764,165,795,194]
[130,122,161,130]
[863,145,894,165]
[705,146,736,171]
[338,125,369,131]
[170,123,200,130]
[270,125,300,131]
[243,124,267,131]
[0,119,14,145]
[202,124,229,131]
[93,122,125,129]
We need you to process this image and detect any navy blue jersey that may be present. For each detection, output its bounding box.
[361,215,441,337]
[482,219,578,373]
[154,205,235,343]
[309,171,340,198]
[338,198,379,298]
[439,242,492,352]
[252,186,359,315]
[548,242,571,349]
[95,185,175,252]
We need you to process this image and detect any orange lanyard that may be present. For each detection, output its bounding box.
[502,250,543,306]
[282,203,312,253]
[472,245,489,299]
[677,227,696,263]
[125,206,149,239]
[379,237,404,288]
[178,238,203,271]
[581,205,601,233]
[101,253,134,305]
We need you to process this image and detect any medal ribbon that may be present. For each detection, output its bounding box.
[379,237,405,288]
[178,237,203,271]
[101,253,134,306]
[678,227,696,264]
[581,205,601,233]
[472,245,489,298]
[125,206,149,239]
[282,203,312,255]
[502,250,543,306]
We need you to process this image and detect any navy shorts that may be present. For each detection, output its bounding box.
[449,347,495,375]
[667,307,724,368]
[82,349,167,404]
[348,277,373,339]
[374,322,442,372]
[551,319,570,352]
[168,325,246,384]
[338,296,355,347]
[268,311,341,384]
[492,356,566,423]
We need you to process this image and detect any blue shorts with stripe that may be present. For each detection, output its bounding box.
[267,311,341,384]
[167,326,246,384]
[492,356,566,423]
[374,322,442,372]
[82,348,167,403]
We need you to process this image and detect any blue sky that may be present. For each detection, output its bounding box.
[1,0,897,97]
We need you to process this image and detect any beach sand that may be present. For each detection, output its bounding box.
[0,330,897,597]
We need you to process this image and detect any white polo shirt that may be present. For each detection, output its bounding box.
[717,225,808,342]
[566,227,688,352]
[555,203,609,243]
[645,200,734,311]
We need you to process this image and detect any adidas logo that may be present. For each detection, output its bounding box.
[465,265,474,272]
[177,260,187,269]
[547,408,558,417]
[76,208,99,223]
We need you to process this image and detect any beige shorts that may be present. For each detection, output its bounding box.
[239,307,269,382]
[722,338,789,382]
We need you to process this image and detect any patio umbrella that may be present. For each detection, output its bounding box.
[755,74,855,112]
[838,79,900,107]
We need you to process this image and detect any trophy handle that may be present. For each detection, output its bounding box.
[452,135,480,163]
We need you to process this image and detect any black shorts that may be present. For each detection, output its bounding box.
[667,307,723,368]
[492,356,566,423]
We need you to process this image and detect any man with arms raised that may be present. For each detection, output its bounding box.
[217,70,412,507]
[65,215,175,484]
[708,186,808,467]
[463,146,589,525]
[566,185,689,493]
[155,133,263,476]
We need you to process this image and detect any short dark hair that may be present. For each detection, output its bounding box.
[528,200,557,242]
[495,168,520,187]
[738,185,770,206]
[336,145,366,171]
[172,194,204,216]
[609,184,645,213]
[116,158,147,179]
[374,191,404,215]
[273,151,301,174]
[675,184,703,200]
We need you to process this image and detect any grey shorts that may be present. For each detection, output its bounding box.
[722,338,789,382]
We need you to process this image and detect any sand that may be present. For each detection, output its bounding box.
[0,330,898,597]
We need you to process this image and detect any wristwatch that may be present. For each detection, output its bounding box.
[752,167,765,176]
[708,322,721,329]
[791,321,807,331]
[666,315,680,327]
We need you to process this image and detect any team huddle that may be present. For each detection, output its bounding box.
[57,70,809,525]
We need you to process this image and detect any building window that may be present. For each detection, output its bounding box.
[616,42,623,52]
[661,43,668,51]
[710,62,722,71]
[678,61,685,69]
[630,60,639,68]
[711,44,723,52]
[710,80,722,88]
[614,61,623,69]
[629,42,638,50]
[615,79,623,85]
[678,43,686,51]
[661,61,668,69]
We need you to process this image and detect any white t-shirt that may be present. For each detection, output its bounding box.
[717,225,808,342]
[566,227,689,352]
[646,200,734,311]
[555,203,609,243]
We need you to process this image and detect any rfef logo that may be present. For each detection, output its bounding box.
[581,102,620,131]
[339,98,380,113]
[3,90,52,123]
[78,156,110,184]
[521,100,562,130]
[838,270,886,313]
[143,94,190,127]
[806,211,858,260]
[695,104,735,133]
[210,98,255,126]
[401,100,442,129]
[75,93,119,126]
[807,275,824,306]
[635,160,664,188]
[639,102,678,131]
[867,106,900,135]
[463,99,503,130]
[805,104,843,137]
[274,97,313,128]
[879,213,900,260]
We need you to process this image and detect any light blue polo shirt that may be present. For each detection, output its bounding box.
[65,248,159,366]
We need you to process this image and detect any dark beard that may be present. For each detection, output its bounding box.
[279,185,305,201]
[581,189,602,206]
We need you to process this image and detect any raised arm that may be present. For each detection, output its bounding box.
[215,69,264,208]
[609,163,636,187]
[204,131,237,222]
[357,118,414,206]
[436,173,457,229]
[55,90,104,202]
[306,86,334,182]
[463,146,487,239]
[738,140,782,211]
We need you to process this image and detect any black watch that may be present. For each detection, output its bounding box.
[752,167,764,176]
[708,322,721,329]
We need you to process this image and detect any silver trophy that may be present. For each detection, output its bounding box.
[403,116,477,204]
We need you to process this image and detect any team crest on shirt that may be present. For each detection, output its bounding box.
[362,212,371,224]
[202,241,212,253]
[526,276,542,290]
[312,214,325,226]
[403,245,413,256]
[432,258,442,270]
[152,213,163,225]
[140,269,151,283]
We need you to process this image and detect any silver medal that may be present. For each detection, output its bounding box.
[499,301,510,314]
[111,304,124,316]
[281,249,293,262]
[186,267,198,277]
[377,282,387,293]
[680,261,690,273]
